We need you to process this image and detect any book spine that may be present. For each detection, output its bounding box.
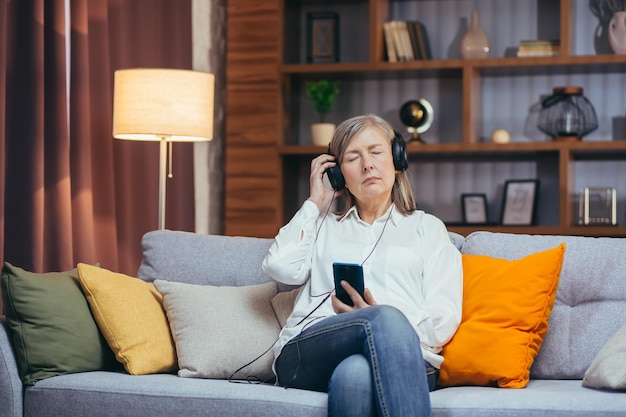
[383,22,397,63]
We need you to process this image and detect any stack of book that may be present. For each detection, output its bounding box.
[383,20,432,62]
[517,40,560,57]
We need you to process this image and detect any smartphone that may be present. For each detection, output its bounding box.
[333,262,365,306]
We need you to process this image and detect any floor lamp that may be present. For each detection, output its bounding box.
[112,68,214,230]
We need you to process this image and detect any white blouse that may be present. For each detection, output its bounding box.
[262,199,463,369]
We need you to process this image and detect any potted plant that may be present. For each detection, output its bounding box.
[305,80,340,146]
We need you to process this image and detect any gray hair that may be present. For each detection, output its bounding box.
[329,114,417,216]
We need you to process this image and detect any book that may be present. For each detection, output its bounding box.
[517,40,560,57]
[413,21,432,60]
[390,21,407,61]
[390,20,412,61]
[383,20,432,61]
[399,21,415,61]
[382,22,397,62]
[407,22,422,60]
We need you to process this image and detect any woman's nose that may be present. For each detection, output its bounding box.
[362,156,374,171]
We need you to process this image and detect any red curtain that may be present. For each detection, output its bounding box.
[0,0,195,311]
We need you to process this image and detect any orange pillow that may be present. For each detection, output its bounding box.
[438,244,565,388]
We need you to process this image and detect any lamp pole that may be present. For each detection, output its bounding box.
[158,137,168,230]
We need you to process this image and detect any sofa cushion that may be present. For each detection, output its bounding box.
[0,262,117,386]
[24,372,328,417]
[439,244,565,388]
[430,379,626,417]
[77,263,177,375]
[583,322,626,390]
[154,280,280,382]
[461,232,626,380]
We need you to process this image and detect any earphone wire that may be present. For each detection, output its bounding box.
[309,191,336,298]
[228,340,277,384]
[228,191,336,385]
[359,204,393,266]
[314,190,336,242]
[287,203,394,387]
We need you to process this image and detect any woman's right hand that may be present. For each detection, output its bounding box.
[332,282,377,314]
[307,153,337,212]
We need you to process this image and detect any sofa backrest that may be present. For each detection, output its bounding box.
[137,230,274,287]
[137,230,465,289]
[138,229,625,380]
[461,231,626,380]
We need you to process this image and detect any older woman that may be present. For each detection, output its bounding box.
[262,114,462,417]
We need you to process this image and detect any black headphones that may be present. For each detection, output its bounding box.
[325,131,408,191]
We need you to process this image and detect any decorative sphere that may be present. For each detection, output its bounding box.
[491,129,510,144]
[400,100,429,128]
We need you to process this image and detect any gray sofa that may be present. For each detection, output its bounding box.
[1,229,626,417]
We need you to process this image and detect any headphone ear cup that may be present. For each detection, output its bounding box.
[392,132,409,171]
[325,165,345,191]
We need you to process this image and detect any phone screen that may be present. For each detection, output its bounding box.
[333,262,365,306]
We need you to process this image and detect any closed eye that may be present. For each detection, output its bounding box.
[344,151,360,162]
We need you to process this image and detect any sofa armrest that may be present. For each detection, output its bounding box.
[0,316,23,417]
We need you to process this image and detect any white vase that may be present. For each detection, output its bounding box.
[460,11,490,59]
[609,12,626,54]
[310,123,335,146]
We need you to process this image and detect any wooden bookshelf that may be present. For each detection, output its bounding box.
[226,0,626,238]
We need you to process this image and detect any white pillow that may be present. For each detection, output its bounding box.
[583,322,626,390]
[154,280,280,382]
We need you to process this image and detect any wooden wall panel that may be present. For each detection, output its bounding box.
[225,0,281,237]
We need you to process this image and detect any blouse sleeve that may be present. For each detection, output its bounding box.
[414,216,463,351]
[261,200,321,286]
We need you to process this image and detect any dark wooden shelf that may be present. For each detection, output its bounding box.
[279,140,626,155]
[280,54,626,76]
[447,225,626,237]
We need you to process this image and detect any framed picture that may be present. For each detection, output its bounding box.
[500,179,540,226]
[461,193,488,224]
[306,12,339,63]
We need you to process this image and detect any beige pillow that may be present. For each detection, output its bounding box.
[76,263,177,375]
[583,323,626,390]
[154,280,280,382]
[271,287,302,327]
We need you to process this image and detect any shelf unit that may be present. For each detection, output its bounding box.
[275,0,626,237]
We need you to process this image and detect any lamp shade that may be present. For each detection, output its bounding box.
[112,68,214,141]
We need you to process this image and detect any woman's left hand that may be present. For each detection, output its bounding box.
[332,281,377,313]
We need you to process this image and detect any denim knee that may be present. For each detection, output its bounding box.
[328,355,375,417]
[368,305,419,341]
[368,304,410,325]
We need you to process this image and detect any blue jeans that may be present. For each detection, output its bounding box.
[275,305,434,417]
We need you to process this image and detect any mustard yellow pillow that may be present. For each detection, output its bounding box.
[76,263,177,375]
[439,244,565,388]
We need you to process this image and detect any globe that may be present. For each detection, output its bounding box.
[399,99,433,143]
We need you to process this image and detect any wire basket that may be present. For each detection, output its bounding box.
[537,86,598,141]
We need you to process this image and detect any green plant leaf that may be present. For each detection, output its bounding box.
[305,80,340,122]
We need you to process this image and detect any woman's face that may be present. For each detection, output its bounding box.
[340,127,396,205]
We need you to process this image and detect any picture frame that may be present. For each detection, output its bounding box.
[306,12,339,63]
[461,193,488,224]
[500,179,540,226]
